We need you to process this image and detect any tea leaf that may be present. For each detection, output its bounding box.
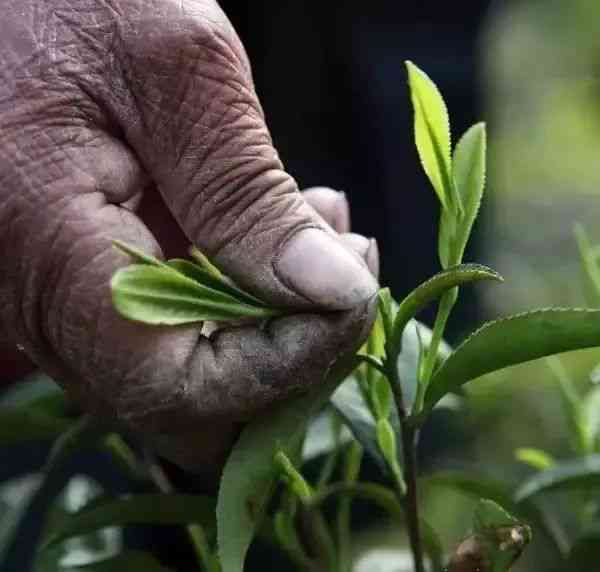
[112,240,166,268]
[167,259,265,307]
[406,61,454,211]
[391,264,503,354]
[474,499,519,532]
[574,224,600,306]
[422,308,600,417]
[42,494,216,550]
[515,448,556,471]
[111,264,278,325]
[217,357,359,572]
[515,454,600,502]
[445,123,487,266]
[331,376,401,476]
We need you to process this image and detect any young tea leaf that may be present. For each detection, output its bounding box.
[422,308,600,418]
[217,357,359,572]
[111,264,278,325]
[443,123,487,267]
[406,61,454,211]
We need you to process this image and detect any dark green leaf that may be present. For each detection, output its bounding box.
[423,308,600,417]
[216,357,359,572]
[111,264,278,325]
[42,494,216,549]
[515,454,600,502]
[406,61,453,210]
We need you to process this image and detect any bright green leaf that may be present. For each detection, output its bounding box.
[446,122,487,266]
[515,454,600,502]
[111,264,278,325]
[112,240,166,268]
[515,448,556,471]
[42,494,216,550]
[391,264,503,356]
[422,308,600,418]
[406,61,454,210]
[216,357,359,572]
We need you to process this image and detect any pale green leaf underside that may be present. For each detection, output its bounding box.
[111,265,278,325]
[42,494,216,549]
[515,454,600,502]
[423,308,600,416]
[406,60,453,210]
[217,357,359,572]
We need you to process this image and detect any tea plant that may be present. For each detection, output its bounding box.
[2,62,600,572]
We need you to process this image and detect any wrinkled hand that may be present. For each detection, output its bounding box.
[0,0,378,473]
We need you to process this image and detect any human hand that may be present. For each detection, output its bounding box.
[0,0,378,473]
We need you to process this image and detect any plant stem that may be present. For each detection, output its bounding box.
[419,288,457,397]
[387,356,425,572]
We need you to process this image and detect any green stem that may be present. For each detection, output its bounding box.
[387,354,425,572]
[416,288,457,411]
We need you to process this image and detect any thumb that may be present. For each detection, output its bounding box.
[106,3,377,309]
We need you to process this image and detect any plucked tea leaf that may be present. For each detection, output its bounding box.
[42,494,215,549]
[515,454,600,502]
[167,259,265,307]
[111,264,278,325]
[112,240,166,268]
[406,61,454,210]
[217,357,359,572]
[422,308,600,417]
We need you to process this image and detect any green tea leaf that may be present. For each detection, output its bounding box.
[190,246,224,279]
[515,448,556,471]
[42,494,215,550]
[515,454,600,502]
[167,259,265,307]
[391,264,502,355]
[423,308,600,417]
[331,376,401,476]
[217,357,359,572]
[474,499,519,532]
[445,123,487,266]
[112,240,166,268]
[111,264,278,325]
[406,61,454,211]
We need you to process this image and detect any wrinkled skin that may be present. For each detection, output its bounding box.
[0,0,379,473]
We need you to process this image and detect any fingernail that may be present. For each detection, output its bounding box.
[366,238,380,279]
[276,228,378,309]
[333,191,351,234]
